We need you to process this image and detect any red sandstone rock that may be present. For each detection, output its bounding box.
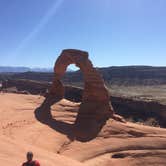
[49,49,124,141]
[50,49,110,102]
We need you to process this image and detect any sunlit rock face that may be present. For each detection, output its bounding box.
[49,49,115,141]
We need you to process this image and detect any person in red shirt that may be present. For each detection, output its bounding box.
[22,151,40,166]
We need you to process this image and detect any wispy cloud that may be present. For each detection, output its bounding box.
[13,0,64,56]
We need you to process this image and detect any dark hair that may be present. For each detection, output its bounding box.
[27,151,33,157]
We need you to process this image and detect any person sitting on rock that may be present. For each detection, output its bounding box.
[22,151,40,166]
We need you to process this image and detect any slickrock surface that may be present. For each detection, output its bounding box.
[0,93,85,166]
[0,93,166,166]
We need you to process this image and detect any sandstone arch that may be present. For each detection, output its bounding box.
[50,49,111,102]
[49,49,116,141]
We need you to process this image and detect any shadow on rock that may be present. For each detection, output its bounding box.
[34,96,109,142]
[34,96,75,140]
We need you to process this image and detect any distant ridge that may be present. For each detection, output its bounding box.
[1,66,166,86]
[0,66,76,73]
[0,66,53,73]
[5,65,166,86]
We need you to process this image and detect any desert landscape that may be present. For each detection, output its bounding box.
[0,49,166,166]
[0,1,166,165]
[1,93,166,166]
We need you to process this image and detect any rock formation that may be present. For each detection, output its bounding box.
[48,49,123,141]
[50,49,110,101]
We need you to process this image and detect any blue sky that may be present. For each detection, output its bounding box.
[0,0,166,68]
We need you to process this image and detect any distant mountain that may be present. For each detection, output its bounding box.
[3,66,165,86]
[0,66,53,73]
[0,66,30,73]
[63,66,166,86]
[29,68,53,72]
[1,66,166,86]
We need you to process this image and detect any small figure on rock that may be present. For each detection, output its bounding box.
[22,151,40,166]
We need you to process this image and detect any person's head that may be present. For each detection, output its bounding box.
[26,151,33,161]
